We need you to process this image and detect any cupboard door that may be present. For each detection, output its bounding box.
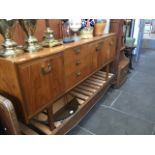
[88,37,116,73]
[102,36,116,64]
[90,41,107,71]
[89,42,99,72]
[101,38,111,65]
[48,54,64,100]
[98,41,107,67]
[18,53,64,118]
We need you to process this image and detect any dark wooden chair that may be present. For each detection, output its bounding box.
[0,95,40,135]
[0,95,21,134]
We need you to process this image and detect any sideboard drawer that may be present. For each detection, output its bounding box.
[18,53,64,118]
[64,54,92,76]
[64,44,88,65]
[65,65,91,90]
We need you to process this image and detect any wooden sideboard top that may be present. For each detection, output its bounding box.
[1,33,115,64]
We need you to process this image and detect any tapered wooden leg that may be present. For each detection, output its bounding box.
[105,65,109,80]
[47,106,55,130]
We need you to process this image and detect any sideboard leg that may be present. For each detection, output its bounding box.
[105,65,109,80]
[47,106,55,130]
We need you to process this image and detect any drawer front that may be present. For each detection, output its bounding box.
[65,65,91,90]
[64,44,89,65]
[64,54,92,76]
[18,53,64,118]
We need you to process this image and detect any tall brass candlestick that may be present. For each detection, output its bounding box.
[19,19,42,52]
[0,19,23,57]
[42,19,62,47]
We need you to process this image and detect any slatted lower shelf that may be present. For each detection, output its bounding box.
[20,71,114,135]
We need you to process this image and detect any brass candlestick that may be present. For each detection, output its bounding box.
[42,19,62,47]
[19,19,42,52]
[0,19,23,57]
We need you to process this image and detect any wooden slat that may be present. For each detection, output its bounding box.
[82,82,100,89]
[95,73,112,79]
[96,71,113,78]
[98,71,106,75]
[70,91,89,101]
[30,120,53,135]
[19,122,39,135]
[77,85,97,93]
[34,112,48,122]
[77,98,85,105]
[97,71,113,75]
[88,77,106,84]
[54,121,63,128]
[43,109,47,114]
[91,75,106,81]
[95,72,106,77]
[86,79,103,86]
[73,87,93,96]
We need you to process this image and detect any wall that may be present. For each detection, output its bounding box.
[133,20,140,46]
[0,19,62,47]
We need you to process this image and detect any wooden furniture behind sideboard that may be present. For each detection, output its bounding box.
[0,33,116,134]
[110,20,129,87]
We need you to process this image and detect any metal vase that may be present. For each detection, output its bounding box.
[0,19,20,57]
[42,19,62,47]
[18,19,42,52]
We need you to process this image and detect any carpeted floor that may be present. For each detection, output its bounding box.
[68,48,155,135]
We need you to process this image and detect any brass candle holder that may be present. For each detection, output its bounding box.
[0,19,23,57]
[19,19,42,52]
[42,19,62,47]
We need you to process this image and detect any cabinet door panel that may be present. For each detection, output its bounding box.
[18,54,64,118]
[98,41,107,67]
[100,37,116,65]
[89,41,107,71]
[48,55,64,99]
[89,37,116,73]
[89,42,99,72]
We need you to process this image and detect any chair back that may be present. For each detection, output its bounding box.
[0,95,21,134]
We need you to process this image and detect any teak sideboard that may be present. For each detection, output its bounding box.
[0,33,116,134]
